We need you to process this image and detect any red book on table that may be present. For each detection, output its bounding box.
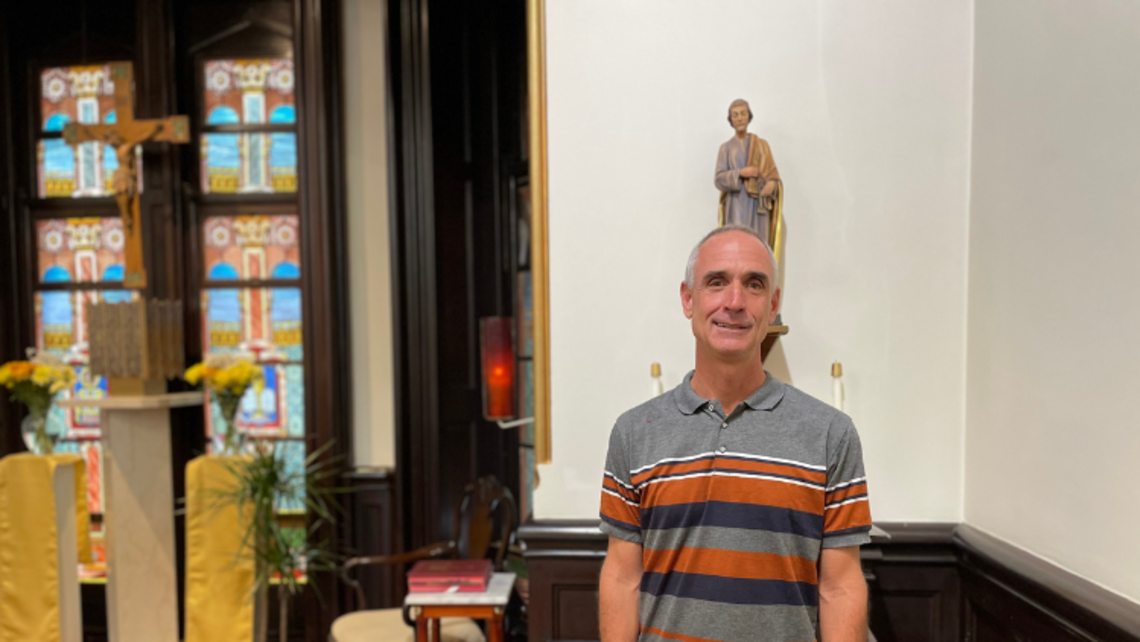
[407,559,493,593]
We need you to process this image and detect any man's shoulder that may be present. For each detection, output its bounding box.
[776,380,853,428]
[615,391,676,425]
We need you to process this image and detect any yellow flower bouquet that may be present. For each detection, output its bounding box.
[184,354,263,454]
[0,350,77,454]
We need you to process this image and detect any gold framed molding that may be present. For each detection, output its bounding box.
[527,0,552,464]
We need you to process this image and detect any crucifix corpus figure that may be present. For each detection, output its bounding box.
[715,98,782,244]
[64,61,189,290]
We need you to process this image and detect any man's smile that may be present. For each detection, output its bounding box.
[712,320,752,330]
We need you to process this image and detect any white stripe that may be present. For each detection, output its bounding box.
[630,451,718,475]
[824,496,869,511]
[630,450,824,477]
[601,487,639,508]
[639,469,823,492]
[825,476,867,493]
[604,471,636,491]
[719,451,826,472]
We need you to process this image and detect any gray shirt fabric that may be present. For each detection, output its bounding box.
[599,372,872,642]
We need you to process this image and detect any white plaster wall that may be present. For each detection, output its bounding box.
[536,0,973,521]
[966,0,1140,603]
[343,0,396,469]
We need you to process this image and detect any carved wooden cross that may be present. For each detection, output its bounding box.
[63,62,189,289]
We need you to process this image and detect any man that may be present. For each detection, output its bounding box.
[715,100,781,243]
[598,226,871,642]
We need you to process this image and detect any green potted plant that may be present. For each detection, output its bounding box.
[213,440,343,642]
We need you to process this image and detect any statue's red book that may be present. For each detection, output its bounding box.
[407,559,493,593]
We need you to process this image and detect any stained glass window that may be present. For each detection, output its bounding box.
[37,218,127,282]
[201,59,297,194]
[37,65,141,199]
[203,215,301,279]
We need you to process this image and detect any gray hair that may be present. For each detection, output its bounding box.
[684,225,778,289]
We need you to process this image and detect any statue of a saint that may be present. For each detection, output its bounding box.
[715,99,781,243]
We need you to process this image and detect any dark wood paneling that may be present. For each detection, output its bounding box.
[348,469,401,609]
[520,520,1140,642]
[959,544,1139,642]
[529,557,603,642]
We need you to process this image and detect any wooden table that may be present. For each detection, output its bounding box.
[404,572,516,642]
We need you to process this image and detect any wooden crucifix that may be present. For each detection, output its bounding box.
[63,62,189,290]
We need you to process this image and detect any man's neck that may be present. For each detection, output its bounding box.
[734,130,749,140]
[690,354,766,415]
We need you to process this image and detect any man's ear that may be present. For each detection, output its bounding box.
[680,281,694,320]
[769,287,781,323]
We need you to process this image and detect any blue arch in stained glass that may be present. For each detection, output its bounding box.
[101,265,132,303]
[269,133,295,169]
[270,288,301,324]
[269,106,295,124]
[44,113,71,132]
[44,265,71,283]
[270,262,300,280]
[209,263,240,281]
[207,106,240,125]
[104,111,117,124]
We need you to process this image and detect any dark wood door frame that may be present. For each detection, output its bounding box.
[295,0,354,635]
[388,0,442,553]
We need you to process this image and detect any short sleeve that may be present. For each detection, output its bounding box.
[822,416,872,548]
[598,421,643,544]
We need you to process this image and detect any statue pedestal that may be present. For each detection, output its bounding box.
[59,392,202,642]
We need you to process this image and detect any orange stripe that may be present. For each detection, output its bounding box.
[824,498,872,533]
[632,458,715,485]
[643,627,817,642]
[603,477,639,501]
[600,492,640,526]
[642,474,823,514]
[825,483,868,503]
[643,546,818,584]
[641,626,723,642]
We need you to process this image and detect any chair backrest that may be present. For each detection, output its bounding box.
[452,476,516,570]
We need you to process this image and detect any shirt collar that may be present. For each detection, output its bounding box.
[673,370,785,415]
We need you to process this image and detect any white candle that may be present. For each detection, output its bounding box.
[831,362,845,412]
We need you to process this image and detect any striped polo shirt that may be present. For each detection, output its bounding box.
[599,372,872,642]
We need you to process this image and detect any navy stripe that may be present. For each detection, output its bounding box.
[823,525,872,538]
[641,501,823,539]
[641,571,818,607]
[824,492,868,508]
[600,513,641,533]
[605,482,641,502]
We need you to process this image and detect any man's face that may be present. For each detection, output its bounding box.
[681,231,780,364]
[729,105,750,134]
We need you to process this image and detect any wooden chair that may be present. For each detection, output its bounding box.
[330,477,517,642]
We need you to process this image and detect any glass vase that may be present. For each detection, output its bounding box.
[20,409,55,455]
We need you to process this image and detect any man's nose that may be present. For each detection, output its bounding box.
[724,282,745,309]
